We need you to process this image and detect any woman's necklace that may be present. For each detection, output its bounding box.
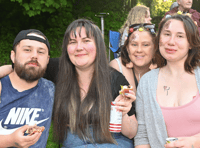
[132,69,139,88]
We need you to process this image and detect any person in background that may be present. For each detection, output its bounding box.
[164,0,200,35]
[135,14,200,148]
[53,19,137,147]
[110,23,156,93]
[0,29,54,147]
[170,2,179,11]
[119,5,152,46]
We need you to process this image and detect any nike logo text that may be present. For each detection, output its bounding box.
[0,107,49,135]
[5,107,45,125]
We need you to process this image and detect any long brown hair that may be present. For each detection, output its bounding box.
[53,19,114,144]
[155,14,200,73]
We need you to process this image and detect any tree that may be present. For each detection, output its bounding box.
[151,0,176,17]
[192,0,200,12]
[10,0,73,17]
[149,0,176,28]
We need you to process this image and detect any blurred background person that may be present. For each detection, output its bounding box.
[164,0,200,35]
[119,5,152,47]
[170,2,179,11]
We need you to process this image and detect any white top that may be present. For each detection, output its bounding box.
[115,58,123,74]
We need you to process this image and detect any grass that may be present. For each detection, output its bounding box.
[46,123,60,148]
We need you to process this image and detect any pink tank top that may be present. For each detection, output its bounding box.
[159,92,200,137]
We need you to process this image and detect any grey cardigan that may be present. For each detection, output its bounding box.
[134,67,200,147]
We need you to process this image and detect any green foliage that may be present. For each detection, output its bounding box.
[150,0,176,30]
[192,0,200,12]
[46,123,59,148]
[0,0,74,66]
[137,0,152,8]
[45,5,73,58]
[10,0,73,17]
[0,32,15,65]
[151,0,175,17]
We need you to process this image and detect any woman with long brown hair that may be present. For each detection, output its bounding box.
[53,19,137,147]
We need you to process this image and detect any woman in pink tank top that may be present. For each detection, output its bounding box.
[155,14,200,148]
[135,14,200,148]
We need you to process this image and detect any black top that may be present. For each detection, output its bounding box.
[132,69,138,88]
[43,58,135,115]
[43,58,59,84]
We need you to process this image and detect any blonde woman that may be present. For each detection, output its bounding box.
[120,5,152,46]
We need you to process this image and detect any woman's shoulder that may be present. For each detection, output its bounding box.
[142,68,159,79]
[109,67,124,79]
[109,58,120,71]
[194,66,200,78]
[109,67,128,84]
[138,68,159,87]
[110,57,131,74]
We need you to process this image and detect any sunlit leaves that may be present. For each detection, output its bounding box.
[10,0,71,17]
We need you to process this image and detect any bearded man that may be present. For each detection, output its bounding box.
[0,29,54,148]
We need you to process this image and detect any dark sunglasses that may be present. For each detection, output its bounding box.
[128,23,156,36]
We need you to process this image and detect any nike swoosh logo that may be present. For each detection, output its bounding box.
[0,118,49,135]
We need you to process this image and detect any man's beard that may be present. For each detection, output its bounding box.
[14,59,47,83]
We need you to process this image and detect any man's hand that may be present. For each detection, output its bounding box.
[10,125,42,148]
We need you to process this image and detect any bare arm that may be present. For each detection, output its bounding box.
[109,59,120,72]
[0,65,12,78]
[121,114,138,139]
[135,145,151,148]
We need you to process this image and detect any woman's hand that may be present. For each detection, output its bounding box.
[114,90,136,117]
[164,137,196,148]
[113,89,137,139]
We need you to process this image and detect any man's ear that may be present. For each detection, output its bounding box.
[47,55,50,64]
[177,0,181,5]
[10,50,16,64]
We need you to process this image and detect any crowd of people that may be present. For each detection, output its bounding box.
[0,0,200,147]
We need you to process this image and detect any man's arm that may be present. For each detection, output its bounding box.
[0,125,42,148]
[0,65,12,78]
